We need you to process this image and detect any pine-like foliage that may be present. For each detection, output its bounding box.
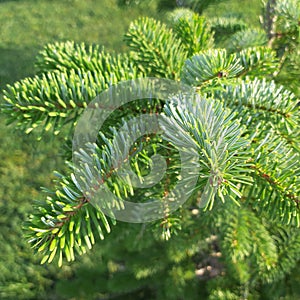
[1,1,299,299]
[124,17,187,79]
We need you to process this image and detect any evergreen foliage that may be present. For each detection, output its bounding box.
[1,0,299,299]
[157,0,229,14]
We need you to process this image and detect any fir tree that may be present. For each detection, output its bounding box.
[1,0,299,299]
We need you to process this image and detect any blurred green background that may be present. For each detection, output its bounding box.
[0,0,262,298]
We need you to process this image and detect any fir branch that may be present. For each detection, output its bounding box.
[210,16,248,38]
[225,28,268,52]
[261,225,300,283]
[172,13,214,57]
[35,41,140,80]
[246,131,300,226]
[1,69,105,135]
[236,46,279,78]
[162,95,253,209]
[221,205,278,283]
[1,64,142,136]
[181,48,243,87]
[25,171,114,267]
[124,17,187,79]
[209,78,300,143]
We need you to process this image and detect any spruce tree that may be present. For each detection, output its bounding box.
[1,0,299,299]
